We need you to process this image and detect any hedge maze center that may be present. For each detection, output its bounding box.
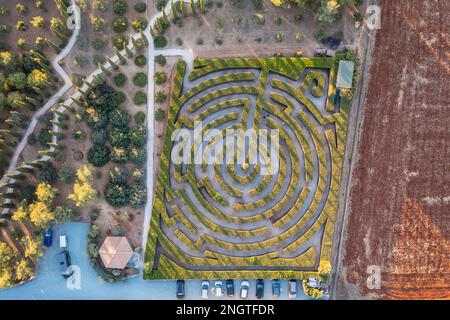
[144,57,352,280]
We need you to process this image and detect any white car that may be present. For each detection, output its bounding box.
[201,281,209,299]
[214,281,223,297]
[240,280,250,299]
[59,235,67,248]
[288,279,297,299]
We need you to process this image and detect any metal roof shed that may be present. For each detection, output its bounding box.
[336,60,355,89]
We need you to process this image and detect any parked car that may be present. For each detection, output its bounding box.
[176,280,185,298]
[288,279,297,299]
[256,279,264,299]
[59,235,67,248]
[240,280,250,299]
[272,279,281,297]
[56,250,72,278]
[201,280,209,299]
[43,228,53,247]
[214,281,223,297]
[226,279,235,297]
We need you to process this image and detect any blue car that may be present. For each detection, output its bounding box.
[44,228,53,247]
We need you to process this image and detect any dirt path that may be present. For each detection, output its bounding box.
[336,0,450,299]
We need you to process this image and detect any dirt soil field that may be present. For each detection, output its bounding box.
[336,0,450,299]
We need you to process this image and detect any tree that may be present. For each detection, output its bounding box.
[8,72,27,90]
[130,126,147,147]
[0,51,13,68]
[21,235,43,260]
[88,144,111,167]
[30,16,45,28]
[68,165,97,207]
[112,0,128,14]
[58,167,75,183]
[29,201,54,228]
[109,127,130,148]
[130,184,146,208]
[108,166,128,184]
[15,259,33,282]
[12,201,28,222]
[35,182,57,203]
[109,108,130,127]
[104,182,130,207]
[27,69,50,89]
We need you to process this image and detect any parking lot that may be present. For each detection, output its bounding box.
[0,223,326,300]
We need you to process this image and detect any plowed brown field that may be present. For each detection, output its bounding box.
[337,0,450,299]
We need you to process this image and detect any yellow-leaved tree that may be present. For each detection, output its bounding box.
[68,165,97,207]
[28,201,54,228]
[12,201,28,222]
[35,182,58,203]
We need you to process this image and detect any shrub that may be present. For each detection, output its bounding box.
[133,72,147,87]
[130,147,146,164]
[175,37,183,46]
[113,73,127,87]
[232,0,245,9]
[155,109,165,121]
[84,107,108,129]
[109,127,130,148]
[90,129,108,145]
[131,168,145,182]
[38,127,51,147]
[155,54,166,66]
[130,126,147,147]
[91,16,106,32]
[132,17,147,31]
[154,71,167,85]
[130,184,146,208]
[109,108,131,127]
[20,185,36,203]
[196,37,204,46]
[93,54,106,65]
[112,16,128,33]
[16,21,27,32]
[72,129,86,140]
[104,183,130,207]
[154,36,167,48]
[135,55,147,67]
[215,36,224,45]
[274,16,282,25]
[114,91,127,104]
[8,72,27,90]
[134,111,146,125]
[58,167,75,184]
[93,0,108,12]
[112,0,128,15]
[111,147,128,164]
[91,37,107,50]
[155,91,167,103]
[87,145,111,167]
[133,91,147,105]
[38,162,57,183]
[111,225,124,236]
[108,166,128,184]
[134,2,147,13]
[215,17,224,29]
[155,0,167,11]
[112,35,128,49]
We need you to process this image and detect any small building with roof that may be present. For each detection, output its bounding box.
[99,236,133,269]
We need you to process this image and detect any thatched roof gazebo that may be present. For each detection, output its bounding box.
[99,236,133,269]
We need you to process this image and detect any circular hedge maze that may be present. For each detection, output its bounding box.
[145,57,352,279]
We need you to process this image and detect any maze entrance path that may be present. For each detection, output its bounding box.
[144,57,352,279]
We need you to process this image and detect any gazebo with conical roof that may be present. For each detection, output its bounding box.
[99,236,133,269]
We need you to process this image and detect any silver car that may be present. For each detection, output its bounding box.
[288,279,297,299]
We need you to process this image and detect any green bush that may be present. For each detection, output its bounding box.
[154,71,167,85]
[130,184,146,208]
[111,147,129,164]
[112,16,128,33]
[134,2,147,13]
[135,55,147,67]
[133,91,147,105]
[155,0,167,11]
[90,129,108,145]
[87,145,111,167]
[130,126,147,147]
[112,0,128,15]
[155,109,165,121]
[91,37,107,50]
[58,167,75,184]
[38,162,57,183]
[155,54,166,66]
[154,36,167,48]
[130,147,146,164]
[20,185,36,203]
[113,73,127,87]
[134,111,146,125]
[93,54,106,65]
[133,72,147,87]
[109,108,131,127]
[108,166,128,184]
[155,91,167,103]
[109,126,130,148]
[112,35,128,49]
[131,167,145,182]
[8,72,27,90]
[104,182,130,207]
[132,17,148,31]
[114,91,127,104]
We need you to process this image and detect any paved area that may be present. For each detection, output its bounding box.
[0,223,321,300]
